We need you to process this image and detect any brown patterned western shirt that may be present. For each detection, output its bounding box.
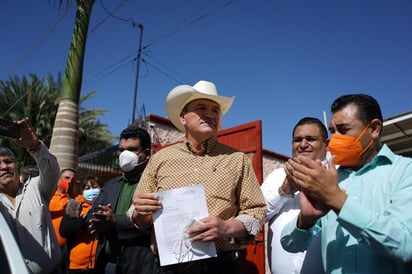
[135,136,266,253]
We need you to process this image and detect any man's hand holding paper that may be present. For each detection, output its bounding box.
[152,184,217,266]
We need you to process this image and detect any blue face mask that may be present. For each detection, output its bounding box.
[83,188,100,201]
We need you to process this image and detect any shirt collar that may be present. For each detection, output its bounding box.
[184,136,217,155]
[120,173,141,185]
[339,144,393,175]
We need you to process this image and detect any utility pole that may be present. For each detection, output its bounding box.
[132,24,144,122]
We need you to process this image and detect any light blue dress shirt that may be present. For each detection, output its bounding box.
[281,144,412,274]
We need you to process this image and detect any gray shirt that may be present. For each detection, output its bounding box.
[0,142,61,274]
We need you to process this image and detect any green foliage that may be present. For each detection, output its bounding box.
[0,73,115,167]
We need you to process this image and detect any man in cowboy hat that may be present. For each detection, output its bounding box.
[128,80,266,274]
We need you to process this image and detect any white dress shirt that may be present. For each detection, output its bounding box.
[261,168,323,274]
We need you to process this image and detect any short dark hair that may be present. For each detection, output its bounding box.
[292,117,328,141]
[331,94,383,125]
[81,174,103,188]
[0,147,17,162]
[120,124,151,150]
[0,146,19,170]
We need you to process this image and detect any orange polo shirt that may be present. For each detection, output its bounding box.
[49,190,69,248]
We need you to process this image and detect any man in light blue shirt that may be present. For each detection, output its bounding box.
[281,94,412,274]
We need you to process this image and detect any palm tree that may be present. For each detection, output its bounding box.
[49,0,96,171]
[0,74,60,165]
[0,73,114,168]
[78,91,115,155]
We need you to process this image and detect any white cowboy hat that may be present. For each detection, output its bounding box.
[165,80,235,132]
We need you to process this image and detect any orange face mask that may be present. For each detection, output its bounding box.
[328,125,373,166]
[58,178,71,194]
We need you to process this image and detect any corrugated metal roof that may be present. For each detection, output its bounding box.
[382,111,412,158]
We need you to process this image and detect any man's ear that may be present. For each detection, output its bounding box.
[179,112,186,127]
[370,118,382,138]
[143,148,151,159]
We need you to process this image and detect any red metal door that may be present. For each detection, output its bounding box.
[217,120,265,274]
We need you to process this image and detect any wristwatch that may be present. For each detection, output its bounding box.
[278,186,295,198]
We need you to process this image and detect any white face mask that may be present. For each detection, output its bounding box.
[119,150,140,172]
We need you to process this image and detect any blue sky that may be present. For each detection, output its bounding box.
[1,0,411,157]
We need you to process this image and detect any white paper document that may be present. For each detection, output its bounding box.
[153,184,217,266]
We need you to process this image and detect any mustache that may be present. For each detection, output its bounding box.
[202,116,216,125]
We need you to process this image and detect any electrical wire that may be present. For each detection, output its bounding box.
[141,52,189,84]
[90,0,130,34]
[144,0,237,49]
[141,58,185,85]
[4,0,238,116]
[3,1,74,117]
[82,52,136,88]
[99,0,133,24]
[10,3,73,73]
[82,1,238,87]
[3,1,129,116]
[0,0,25,31]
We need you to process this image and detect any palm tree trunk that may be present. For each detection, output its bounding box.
[50,0,95,171]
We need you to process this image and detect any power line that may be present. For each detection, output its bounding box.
[0,0,25,31]
[3,0,125,116]
[91,0,130,33]
[10,3,73,73]
[82,53,136,88]
[143,0,237,49]
[81,0,237,88]
[5,0,238,109]
[3,1,239,124]
[3,3,71,117]
[99,0,134,24]
[142,53,189,84]
[141,58,185,85]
